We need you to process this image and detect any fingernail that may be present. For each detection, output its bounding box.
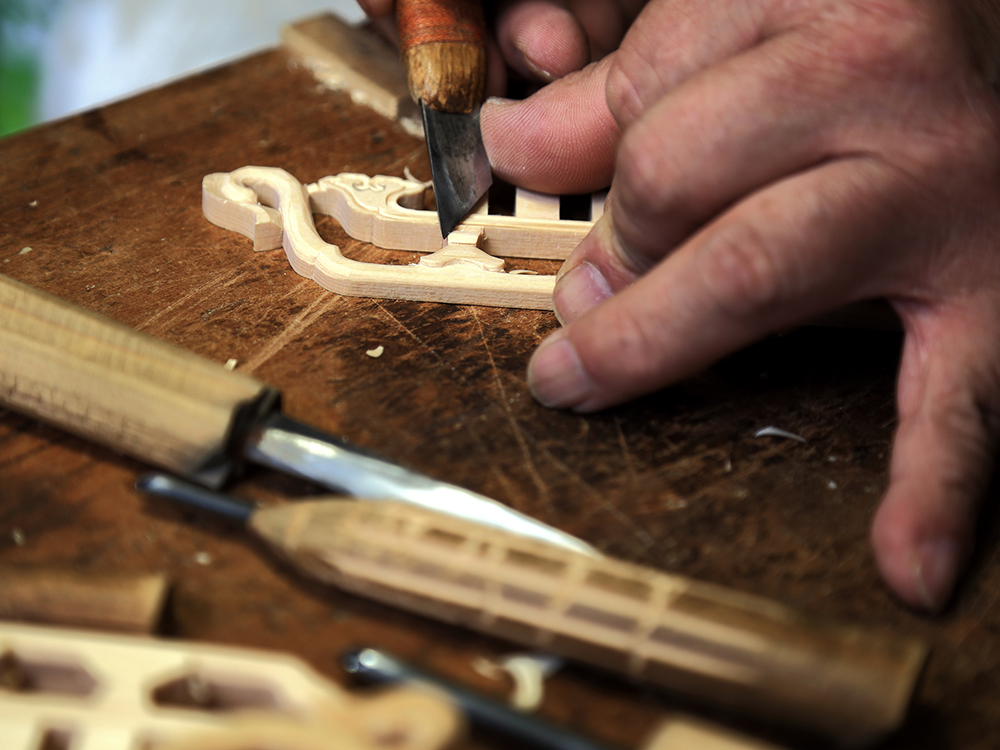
[483,96,517,110]
[527,330,593,409]
[553,262,612,325]
[914,537,959,611]
[515,49,556,83]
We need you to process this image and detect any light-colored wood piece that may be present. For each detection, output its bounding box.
[250,499,927,747]
[0,622,461,750]
[417,227,504,272]
[591,190,608,221]
[0,274,279,487]
[641,716,782,750]
[202,167,597,310]
[281,14,423,137]
[514,189,561,221]
[0,567,168,633]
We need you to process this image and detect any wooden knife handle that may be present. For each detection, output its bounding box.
[396,0,487,112]
[254,499,928,746]
[0,275,279,486]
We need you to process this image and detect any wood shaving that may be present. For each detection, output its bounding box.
[471,653,562,712]
[224,358,238,371]
[366,345,385,358]
[754,426,806,443]
[18,247,31,255]
[402,167,430,185]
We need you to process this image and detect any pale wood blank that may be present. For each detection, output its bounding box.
[202,167,600,310]
[282,14,422,137]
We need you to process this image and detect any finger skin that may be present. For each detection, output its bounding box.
[357,0,393,18]
[530,156,898,410]
[496,0,591,80]
[481,57,620,192]
[872,303,1000,610]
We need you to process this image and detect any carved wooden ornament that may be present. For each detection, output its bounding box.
[202,166,604,309]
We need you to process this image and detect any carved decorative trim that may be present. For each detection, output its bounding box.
[202,166,602,309]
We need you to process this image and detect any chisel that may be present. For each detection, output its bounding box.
[398,0,492,236]
[0,274,589,553]
[138,472,927,748]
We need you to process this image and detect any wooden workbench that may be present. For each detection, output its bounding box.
[1,36,999,750]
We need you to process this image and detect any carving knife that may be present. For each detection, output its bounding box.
[398,0,493,236]
[0,274,591,553]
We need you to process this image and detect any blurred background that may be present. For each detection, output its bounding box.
[0,0,365,137]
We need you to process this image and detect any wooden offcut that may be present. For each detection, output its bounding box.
[0,567,168,633]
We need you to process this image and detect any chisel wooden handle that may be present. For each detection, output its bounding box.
[397,0,487,112]
[0,275,279,486]
[254,499,927,747]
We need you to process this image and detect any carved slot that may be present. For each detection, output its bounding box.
[419,527,467,548]
[564,603,639,635]
[485,179,515,216]
[0,650,97,696]
[499,583,550,609]
[503,548,567,576]
[584,570,653,602]
[37,729,73,750]
[559,193,593,222]
[151,671,284,713]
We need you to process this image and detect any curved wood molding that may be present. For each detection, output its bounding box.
[202,166,599,310]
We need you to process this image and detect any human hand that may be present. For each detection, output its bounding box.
[481,0,1000,611]
[354,0,644,91]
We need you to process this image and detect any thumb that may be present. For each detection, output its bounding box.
[872,304,1000,610]
[480,55,620,194]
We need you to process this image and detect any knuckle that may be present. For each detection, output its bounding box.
[605,54,646,127]
[695,222,790,319]
[818,1,936,74]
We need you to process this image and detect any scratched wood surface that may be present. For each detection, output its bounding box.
[1,47,1000,750]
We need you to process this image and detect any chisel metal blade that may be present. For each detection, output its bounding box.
[423,102,492,237]
[241,412,595,555]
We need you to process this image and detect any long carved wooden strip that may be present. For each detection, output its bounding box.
[202,167,560,310]
[252,499,927,747]
[307,172,590,260]
[0,622,461,750]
